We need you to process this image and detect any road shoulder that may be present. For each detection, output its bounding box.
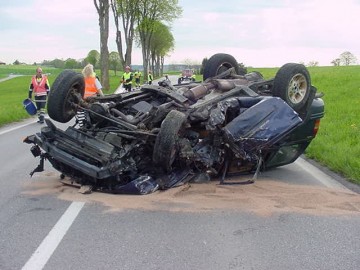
[302,155,360,194]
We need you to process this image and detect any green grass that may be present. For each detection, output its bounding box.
[0,76,35,124]
[1,65,359,184]
[305,66,360,183]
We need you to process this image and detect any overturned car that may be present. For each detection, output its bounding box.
[24,53,324,194]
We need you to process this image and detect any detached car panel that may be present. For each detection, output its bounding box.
[24,53,324,194]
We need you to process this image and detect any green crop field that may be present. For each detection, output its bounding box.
[0,64,359,184]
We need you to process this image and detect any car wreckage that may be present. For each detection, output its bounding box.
[24,53,324,195]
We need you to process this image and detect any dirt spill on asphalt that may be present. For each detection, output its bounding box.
[22,171,360,216]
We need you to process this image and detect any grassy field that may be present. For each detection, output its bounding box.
[0,65,359,184]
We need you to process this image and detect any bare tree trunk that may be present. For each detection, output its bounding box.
[160,56,164,75]
[141,46,149,81]
[94,0,110,90]
[140,31,151,81]
[150,50,157,76]
[110,0,138,68]
[155,55,161,76]
[110,0,125,68]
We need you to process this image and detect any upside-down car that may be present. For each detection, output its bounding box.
[24,53,324,194]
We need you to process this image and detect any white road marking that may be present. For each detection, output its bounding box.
[295,157,348,190]
[0,121,35,136]
[21,201,85,270]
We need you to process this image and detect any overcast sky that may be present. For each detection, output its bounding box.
[1,0,360,67]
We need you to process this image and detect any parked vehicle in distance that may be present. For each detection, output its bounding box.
[24,53,324,195]
[178,68,196,84]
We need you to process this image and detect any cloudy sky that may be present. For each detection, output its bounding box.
[1,0,360,67]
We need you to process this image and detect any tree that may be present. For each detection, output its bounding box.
[109,51,121,75]
[51,59,66,69]
[110,0,138,68]
[156,25,174,76]
[331,58,341,66]
[147,21,174,76]
[64,58,78,69]
[339,51,357,66]
[85,50,100,67]
[307,61,319,67]
[13,60,20,65]
[94,0,110,90]
[136,0,182,80]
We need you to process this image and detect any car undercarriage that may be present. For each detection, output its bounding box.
[24,53,324,194]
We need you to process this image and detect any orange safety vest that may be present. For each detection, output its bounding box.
[84,76,98,98]
[31,75,48,96]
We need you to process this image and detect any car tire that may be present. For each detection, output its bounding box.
[273,63,311,112]
[203,53,241,80]
[47,70,85,123]
[153,110,186,172]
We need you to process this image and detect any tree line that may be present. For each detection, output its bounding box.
[306,51,358,67]
[11,1,182,90]
[331,51,357,66]
[92,0,182,90]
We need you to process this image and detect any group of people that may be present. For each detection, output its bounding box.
[28,64,153,123]
[121,66,153,92]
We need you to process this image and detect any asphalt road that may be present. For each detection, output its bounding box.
[0,82,359,270]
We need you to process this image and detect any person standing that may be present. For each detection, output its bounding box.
[148,71,153,85]
[134,70,142,88]
[29,67,50,124]
[76,64,104,127]
[122,66,133,92]
[82,64,104,98]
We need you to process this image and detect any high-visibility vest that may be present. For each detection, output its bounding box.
[123,72,132,85]
[31,75,48,96]
[148,74,153,81]
[84,76,98,98]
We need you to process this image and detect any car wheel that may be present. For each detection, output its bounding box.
[153,110,186,172]
[273,63,311,112]
[203,53,241,80]
[47,70,85,123]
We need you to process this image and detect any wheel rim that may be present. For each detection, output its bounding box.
[287,73,308,104]
[216,63,232,75]
[64,84,83,118]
